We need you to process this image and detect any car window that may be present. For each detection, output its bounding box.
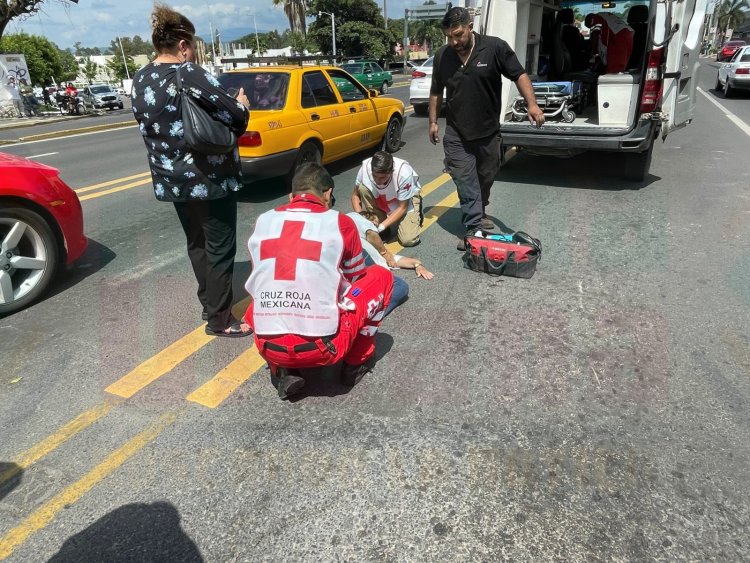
[341,63,363,74]
[371,63,384,73]
[422,57,434,68]
[740,51,750,63]
[90,85,112,94]
[327,69,368,101]
[300,71,339,108]
[219,72,289,110]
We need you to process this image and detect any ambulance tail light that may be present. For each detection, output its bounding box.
[640,48,664,113]
[411,70,427,78]
[238,131,262,147]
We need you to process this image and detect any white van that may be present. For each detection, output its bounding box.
[475,0,708,180]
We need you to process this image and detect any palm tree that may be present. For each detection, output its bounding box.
[717,0,749,38]
[272,0,308,37]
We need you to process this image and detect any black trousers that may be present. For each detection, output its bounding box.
[173,195,237,331]
[442,124,501,232]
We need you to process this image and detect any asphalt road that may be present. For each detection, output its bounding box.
[1,61,749,561]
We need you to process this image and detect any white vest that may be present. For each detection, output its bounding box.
[358,156,420,214]
[246,207,345,336]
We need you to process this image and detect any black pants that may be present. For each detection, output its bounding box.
[173,195,237,331]
[442,124,501,232]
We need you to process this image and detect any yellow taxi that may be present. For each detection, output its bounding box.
[217,65,406,183]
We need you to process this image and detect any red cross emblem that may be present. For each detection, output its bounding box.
[375,193,399,212]
[260,220,322,281]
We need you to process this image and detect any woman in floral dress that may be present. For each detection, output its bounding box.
[133,4,252,337]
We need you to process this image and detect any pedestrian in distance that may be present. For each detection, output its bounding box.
[132,3,252,338]
[351,151,423,247]
[244,163,394,400]
[428,7,545,251]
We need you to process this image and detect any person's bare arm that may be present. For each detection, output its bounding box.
[394,256,434,279]
[365,230,398,268]
[428,92,442,145]
[351,184,364,213]
[378,200,408,232]
[515,73,545,127]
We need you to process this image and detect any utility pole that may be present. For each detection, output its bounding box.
[209,20,218,63]
[117,36,131,80]
[384,0,388,29]
[403,9,409,70]
[318,11,337,64]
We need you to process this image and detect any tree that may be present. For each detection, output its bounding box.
[336,21,391,58]
[717,0,749,37]
[106,53,136,81]
[308,0,386,56]
[288,31,309,54]
[272,0,308,36]
[82,56,98,84]
[410,19,443,53]
[0,32,73,84]
[0,0,80,42]
[108,35,153,58]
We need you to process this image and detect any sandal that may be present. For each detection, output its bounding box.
[205,321,253,339]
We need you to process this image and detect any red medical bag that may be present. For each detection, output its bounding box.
[463,231,542,278]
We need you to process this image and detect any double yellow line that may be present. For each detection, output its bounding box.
[76,171,152,202]
[0,171,460,560]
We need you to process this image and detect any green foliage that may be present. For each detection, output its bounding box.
[106,54,137,81]
[717,0,749,33]
[108,35,153,58]
[410,20,444,53]
[0,0,80,42]
[74,41,102,56]
[336,21,391,58]
[0,32,75,85]
[308,0,388,57]
[82,57,99,84]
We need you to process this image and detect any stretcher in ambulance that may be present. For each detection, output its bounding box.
[474,0,708,180]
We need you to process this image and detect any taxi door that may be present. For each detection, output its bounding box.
[657,0,709,138]
[326,69,379,152]
[299,70,350,159]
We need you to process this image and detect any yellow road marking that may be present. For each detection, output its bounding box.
[386,190,459,254]
[75,172,150,194]
[105,326,215,399]
[78,178,152,202]
[186,347,267,408]
[0,402,117,487]
[0,413,176,561]
[389,82,410,89]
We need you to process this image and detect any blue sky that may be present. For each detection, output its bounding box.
[10,0,413,50]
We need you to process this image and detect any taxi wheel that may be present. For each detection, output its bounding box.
[286,141,321,186]
[382,116,402,153]
[380,82,389,94]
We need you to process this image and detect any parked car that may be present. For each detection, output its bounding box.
[80,84,124,110]
[717,40,746,62]
[0,153,87,316]
[338,61,393,94]
[217,65,405,184]
[388,60,418,74]
[409,56,435,116]
[716,45,750,97]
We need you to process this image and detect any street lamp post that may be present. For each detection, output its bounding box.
[318,11,336,64]
[117,35,131,81]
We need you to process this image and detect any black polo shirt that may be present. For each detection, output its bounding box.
[430,32,525,141]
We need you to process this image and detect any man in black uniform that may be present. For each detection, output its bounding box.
[429,7,545,250]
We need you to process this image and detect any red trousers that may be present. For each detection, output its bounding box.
[244,265,393,369]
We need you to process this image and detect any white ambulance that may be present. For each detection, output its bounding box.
[474,0,708,180]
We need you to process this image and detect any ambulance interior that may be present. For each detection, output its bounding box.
[481,0,654,130]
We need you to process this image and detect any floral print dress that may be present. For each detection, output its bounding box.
[132,62,249,202]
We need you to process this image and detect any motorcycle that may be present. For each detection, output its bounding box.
[57,93,85,115]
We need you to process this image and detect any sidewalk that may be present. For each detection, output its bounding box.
[0,112,90,131]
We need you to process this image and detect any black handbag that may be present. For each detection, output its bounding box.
[175,65,236,155]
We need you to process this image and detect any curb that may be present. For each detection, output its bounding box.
[0,114,90,132]
[9,120,136,144]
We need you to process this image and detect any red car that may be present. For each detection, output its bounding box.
[717,40,747,62]
[0,152,87,315]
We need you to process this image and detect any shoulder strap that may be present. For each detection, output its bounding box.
[174,64,184,92]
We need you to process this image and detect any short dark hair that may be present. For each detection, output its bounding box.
[371,151,394,174]
[292,162,333,197]
[442,7,471,29]
[359,211,379,223]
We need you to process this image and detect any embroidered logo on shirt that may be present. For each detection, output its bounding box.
[476,62,488,67]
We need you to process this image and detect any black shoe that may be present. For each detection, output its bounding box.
[457,229,482,251]
[340,361,372,386]
[271,367,305,400]
[480,215,496,231]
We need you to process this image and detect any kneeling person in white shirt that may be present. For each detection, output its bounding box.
[351,151,423,247]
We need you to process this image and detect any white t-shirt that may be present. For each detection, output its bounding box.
[346,212,401,268]
[355,156,421,214]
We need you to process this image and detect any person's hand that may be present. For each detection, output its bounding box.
[236,87,250,109]
[385,254,399,269]
[415,264,434,279]
[429,122,440,145]
[527,104,545,128]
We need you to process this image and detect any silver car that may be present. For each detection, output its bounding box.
[81,84,124,110]
[716,45,750,98]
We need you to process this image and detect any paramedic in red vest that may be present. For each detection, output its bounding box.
[244,163,394,399]
[351,151,422,247]
[429,7,545,251]
[585,12,634,73]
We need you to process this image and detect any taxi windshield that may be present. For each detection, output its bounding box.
[341,63,364,74]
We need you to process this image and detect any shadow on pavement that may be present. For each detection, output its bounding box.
[0,462,23,502]
[49,238,117,298]
[499,151,661,191]
[47,501,203,563]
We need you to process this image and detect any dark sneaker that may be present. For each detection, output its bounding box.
[341,362,372,386]
[271,367,305,400]
[457,230,482,251]
[480,216,496,231]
